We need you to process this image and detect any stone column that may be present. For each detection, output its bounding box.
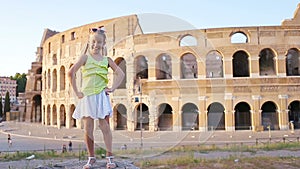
[172,96,181,131]
[277,54,286,77]
[126,103,136,132]
[57,108,61,129]
[125,60,136,132]
[172,59,180,80]
[198,96,207,131]
[251,56,260,78]
[41,105,45,125]
[252,95,263,131]
[278,94,289,130]
[224,94,234,131]
[25,99,32,122]
[224,57,233,78]
[50,108,54,126]
[148,91,157,132]
[147,53,156,81]
[66,107,71,129]
[197,58,205,79]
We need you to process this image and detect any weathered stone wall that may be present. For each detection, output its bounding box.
[24,5,300,133]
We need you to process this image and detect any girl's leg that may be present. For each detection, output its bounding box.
[83,117,95,157]
[99,116,113,156]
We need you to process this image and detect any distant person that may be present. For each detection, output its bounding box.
[68,26,125,169]
[8,134,12,147]
[62,144,67,153]
[68,141,72,152]
[121,144,127,150]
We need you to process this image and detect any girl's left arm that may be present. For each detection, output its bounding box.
[106,57,125,92]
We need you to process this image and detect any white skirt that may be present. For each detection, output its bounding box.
[72,90,112,120]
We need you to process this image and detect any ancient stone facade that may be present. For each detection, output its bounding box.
[24,4,300,132]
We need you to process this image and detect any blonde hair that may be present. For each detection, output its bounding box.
[81,30,107,56]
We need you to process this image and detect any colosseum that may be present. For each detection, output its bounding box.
[22,4,300,133]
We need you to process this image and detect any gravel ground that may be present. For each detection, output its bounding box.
[1,149,300,169]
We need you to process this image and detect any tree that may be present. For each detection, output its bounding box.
[11,73,27,97]
[3,91,10,121]
[0,96,2,119]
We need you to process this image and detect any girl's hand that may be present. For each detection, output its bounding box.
[104,87,114,95]
[76,92,84,99]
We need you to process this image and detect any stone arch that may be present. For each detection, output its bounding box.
[70,104,76,127]
[35,77,42,91]
[158,103,173,131]
[234,102,251,130]
[43,71,47,90]
[286,48,300,76]
[288,100,300,129]
[114,57,126,89]
[52,69,57,92]
[36,67,42,74]
[135,103,149,131]
[181,103,199,130]
[207,102,225,130]
[52,54,57,65]
[230,31,248,43]
[180,53,197,79]
[134,55,148,79]
[259,48,276,76]
[206,50,223,78]
[156,54,172,80]
[46,105,51,125]
[31,95,42,122]
[60,66,66,91]
[52,104,57,125]
[60,104,66,127]
[42,105,45,125]
[47,69,51,89]
[232,50,250,77]
[261,101,279,130]
[114,104,127,130]
[179,34,197,46]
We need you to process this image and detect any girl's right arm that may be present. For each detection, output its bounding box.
[68,54,88,99]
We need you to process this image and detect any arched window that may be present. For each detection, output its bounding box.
[207,102,225,130]
[261,101,278,130]
[180,35,197,46]
[181,53,197,79]
[206,51,223,78]
[135,55,148,79]
[60,66,65,91]
[230,32,248,43]
[52,69,57,92]
[52,54,57,65]
[259,48,276,76]
[181,103,198,130]
[234,102,251,130]
[47,69,51,89]
[286,48,300,76]
[156,54,172,80]
[232,51,250,77]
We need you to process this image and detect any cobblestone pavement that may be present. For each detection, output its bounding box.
[0,121,299,168]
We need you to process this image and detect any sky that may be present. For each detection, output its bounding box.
[0,0,299,77]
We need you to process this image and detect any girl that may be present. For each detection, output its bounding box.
[68,27,125,169]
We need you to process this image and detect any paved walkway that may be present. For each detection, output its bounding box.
[0,121,299,168]
[1,121,299,151]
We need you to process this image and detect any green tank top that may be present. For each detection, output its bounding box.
[81,55,109,96]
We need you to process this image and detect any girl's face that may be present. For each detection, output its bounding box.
[89,33,105,55]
